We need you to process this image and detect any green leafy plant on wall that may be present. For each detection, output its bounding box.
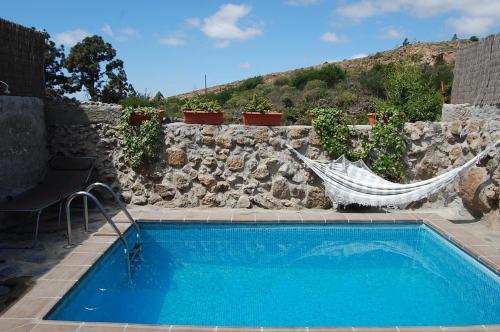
[370,103,406,182]
[312,108,368,160]
[182,96,222,112]
[119,107,163,169]
[244,94,273,113]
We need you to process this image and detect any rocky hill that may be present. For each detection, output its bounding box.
[175,41,469,99]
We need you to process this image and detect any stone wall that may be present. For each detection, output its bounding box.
[45,103,500,215]
[0,96,48,202]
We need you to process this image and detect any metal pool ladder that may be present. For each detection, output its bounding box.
[65,183,142,279]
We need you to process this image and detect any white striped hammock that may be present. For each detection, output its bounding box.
[288,140,500,208]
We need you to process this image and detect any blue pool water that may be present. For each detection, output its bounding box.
[47,223,500,327]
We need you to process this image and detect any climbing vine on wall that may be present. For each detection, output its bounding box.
[312,107,368,160]
[370,103,406,182]
[119,107,163,169]
[312,105,406,182]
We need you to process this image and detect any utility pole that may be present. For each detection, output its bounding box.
[204,74,207,95]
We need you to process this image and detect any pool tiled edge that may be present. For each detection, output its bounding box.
[1,210,498,332]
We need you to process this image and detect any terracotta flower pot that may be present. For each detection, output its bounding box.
[243,112,283,126]
[129,110,165,125]
[183,110,224,125]
[368,112,379,126]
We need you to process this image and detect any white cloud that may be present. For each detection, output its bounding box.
[351,53,368,59]
[378,26,403,40]
[239,62,251,69]
[215,40,231,48]
[102,24,113,37]
[159,37,186,46]
[286,0,319,6]
[320,32,349,43]
[185,17,201,27]
[336,0,500,35]
[202,4,262,40]
[54,29,90,47]
[121,27,139,37]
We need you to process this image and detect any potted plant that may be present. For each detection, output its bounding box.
[242,94,282,126]
[183,96,224,125]
[368,112,379,126]
[126,106,165,125]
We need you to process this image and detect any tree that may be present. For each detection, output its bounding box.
[42,30,69,96]
[451,33,458,41]
[65,35,132,101]
[469,36,479,42]
[402,38,410,47]
[101,59,135,103]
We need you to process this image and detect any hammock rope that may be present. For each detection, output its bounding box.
[287,140,500,208]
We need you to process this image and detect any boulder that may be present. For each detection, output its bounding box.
[216,136,234,149]
[166,148,187,167]
[237,195,251,208]
[226,156,244,171]
[154,184,176,200]
[288,127,309,139]
[459,167,492,213]
[198,174,216,188]
[271,176,291,199]
[253,165,270,180]
[173,172,191,190]
[305,187,331,209]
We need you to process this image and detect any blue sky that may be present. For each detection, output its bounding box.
[3,0,499,98]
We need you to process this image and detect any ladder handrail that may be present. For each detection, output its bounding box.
[84,182,142,245]
[65,191,129,253]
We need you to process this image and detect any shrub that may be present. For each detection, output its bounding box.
[273,76,290,86]
[243,94,273,113]
[120,93,156,108]
[291,64,345,89]
[384,62,441,122]
[469,36,479,42]
[238,76,264,91]
[360,64,387,98]
[304,80,328,91]
[335,90,358,108]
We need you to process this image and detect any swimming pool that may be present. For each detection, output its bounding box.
[47,223,500,327]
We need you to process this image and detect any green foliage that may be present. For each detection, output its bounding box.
[384,62,441,122]
[291,64,345,89]
[120,93,156,108]
[335,90,358,108]
[182,96,221,112]
[312,108,367,160]
[243,94,273,113]
[370,103,406,181]
[273,76,290,86]
[238,76,264,91]
[423,58,454,103]
[402,38,410,47]
[65,35,133,101]
[469,36,479,42]
[42,30,69,96]
[360,64,387,98]
[303,80,330,103]
[119,107,163,169]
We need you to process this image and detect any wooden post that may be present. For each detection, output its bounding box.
[440,80,445,104]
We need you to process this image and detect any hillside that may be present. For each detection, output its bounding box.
[175,41,468,100]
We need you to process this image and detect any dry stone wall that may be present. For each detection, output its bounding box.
[45,103,500,215]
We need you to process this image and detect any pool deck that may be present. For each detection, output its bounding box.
[0,207,499,332]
